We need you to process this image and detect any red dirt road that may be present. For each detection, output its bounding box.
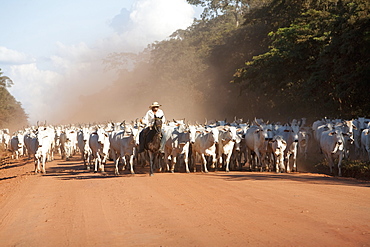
[1,157,370,247]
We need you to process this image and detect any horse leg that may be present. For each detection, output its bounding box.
[148,151,154,176]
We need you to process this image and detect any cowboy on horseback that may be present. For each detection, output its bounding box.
[142,102,166,128]
[138,102,166,154]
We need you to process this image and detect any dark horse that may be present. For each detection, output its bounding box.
[138,115,163,176]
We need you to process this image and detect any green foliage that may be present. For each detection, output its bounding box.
[341,160,370,180]
[106,0,369,122]
[233,0,370,119]
[314,159,370,180]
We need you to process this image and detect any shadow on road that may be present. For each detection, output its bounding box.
[207,172,370,187]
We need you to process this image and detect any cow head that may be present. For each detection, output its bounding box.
[328,130,344,154]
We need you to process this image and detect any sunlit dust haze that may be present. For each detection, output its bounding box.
[1,0,202,125]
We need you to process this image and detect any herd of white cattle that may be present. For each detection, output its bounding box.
[1,117,370,176]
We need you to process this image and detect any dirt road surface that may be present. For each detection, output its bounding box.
[1,156,370,247]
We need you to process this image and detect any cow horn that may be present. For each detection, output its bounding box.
[254,117,261,127]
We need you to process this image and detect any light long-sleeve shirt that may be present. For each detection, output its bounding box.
[142,109,165,126]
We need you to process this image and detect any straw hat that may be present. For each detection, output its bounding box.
[149,101,161,108]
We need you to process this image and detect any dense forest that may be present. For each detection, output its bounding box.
[2,0,369,126]
[101,0,369,123]
[0,69,28,129]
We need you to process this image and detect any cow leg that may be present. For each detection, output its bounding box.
[337,152,343,177]
[41,155,46,174]
[34,158,40,173]
[285,152,291,173]
[184,152,190,173]
[216,155,222,170]
[325,153,334,175]
[129,154,135,174]
[200,154,208,173]
[94,153,100,173]
[274,154,280,173]
[292,150,297,172]
[279,154,285,173]
[225,153,232,172]
[170,155,176,173]
[100,155,106,172]
[113,152,120,175]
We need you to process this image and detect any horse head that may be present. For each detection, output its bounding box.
[152,115,163,133]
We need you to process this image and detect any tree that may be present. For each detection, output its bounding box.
[187,0,270,26]
[0,69,28,129]
[0,68,13,87]
[233,0,370,119]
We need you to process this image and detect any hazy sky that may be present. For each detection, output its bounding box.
[0,0,201,124]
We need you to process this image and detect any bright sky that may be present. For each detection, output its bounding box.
[0,0,201,124]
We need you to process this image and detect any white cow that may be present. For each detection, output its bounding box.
[360,123,370,160]
[189,125,219,173]
[34,126,54,174]
[24,129,38,159]
[353,117,370,157]
[244,124,265,171]
[89,126,110,173]
[217,125,237,172]
[271,135,287,173]
[77,127,92,170]
[1,129,10,151]
[9,132,25,159]
[276,123,300,172]
[163,123,191,173]
[60,127,78,161]
[298,127,311,159]
[341,120,356,159]
[110,125,137,175]
[320,128,345,176]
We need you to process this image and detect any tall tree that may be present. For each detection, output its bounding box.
[187,0,270,26]
[233,0,370,119]
[0,69,28,129]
